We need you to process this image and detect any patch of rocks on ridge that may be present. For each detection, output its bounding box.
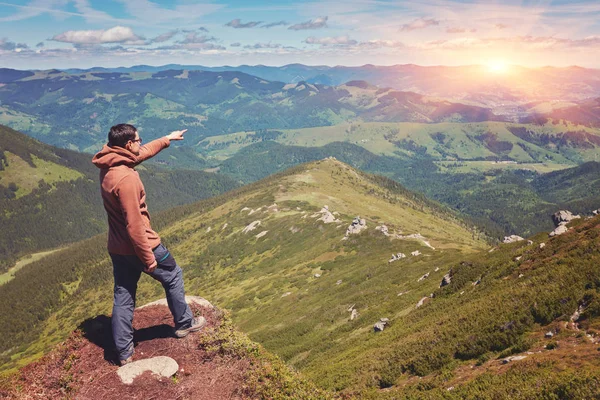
[373,318,389,332]
[440,270,453,287]
[344,216,367,238]
[242,220,261,234]
[312,205,341,224]
[348,304,359,320]
[376,225,435,249]
[549,210,580,237]
[503,235,524,244]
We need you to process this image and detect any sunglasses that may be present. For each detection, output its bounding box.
[130,138,142,144]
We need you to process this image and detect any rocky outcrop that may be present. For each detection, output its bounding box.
[503,235,524,244]
[440,271,452,287]
[416,296,430,308]
[388,252,406,263]
[346,216,367,236]
[411,250,422,256]
[417,272,430,282]
[375,225,389,236]
[550,210,581,237]
[242,220,261,234]
[549,224,568,237]
[373,318,389,332]
[552,210,580,225]
[314,205,340,224]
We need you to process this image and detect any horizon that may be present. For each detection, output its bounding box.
[5,62,600,72]
[1,0,600,70]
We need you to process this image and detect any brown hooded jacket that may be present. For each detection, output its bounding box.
[92,137,170,268]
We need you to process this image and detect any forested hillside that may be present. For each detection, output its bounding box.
[0,125,238,273]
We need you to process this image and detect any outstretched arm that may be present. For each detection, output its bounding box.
[135,129,187,163]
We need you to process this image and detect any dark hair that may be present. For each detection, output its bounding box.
[108,124,137,148]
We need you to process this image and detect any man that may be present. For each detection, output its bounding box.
[92,123,205,366]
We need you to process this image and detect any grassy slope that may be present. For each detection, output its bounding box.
[3,159,600,398]
[199,120,600,164]
[0,159,483,371]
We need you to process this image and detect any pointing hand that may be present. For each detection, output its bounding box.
[166,129,187,141]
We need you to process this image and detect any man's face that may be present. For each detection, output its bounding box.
[127,131,142,156]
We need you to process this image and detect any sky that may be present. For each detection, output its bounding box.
[1,0,600,69]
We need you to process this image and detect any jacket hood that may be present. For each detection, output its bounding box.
[92,144,137,169]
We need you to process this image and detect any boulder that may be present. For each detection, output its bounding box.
[417,272,430,282]
[255,230,268,239]
[549,224,568,237]
[539,242,545,249]
[440,273,452,287]
[503,235,524,244]
[117,356,179,385]
[374,318,389,332]
[346,216,367,236]
[388,252,406,263]
[242,220,261,234]
[375,225,389,236]
[316,205,339,224]
[416,297,430,308]
[545,331,554,338]
[501,355,527,364]
[552,210,580,226]
[350,309,358,320]
[411,250,421,256]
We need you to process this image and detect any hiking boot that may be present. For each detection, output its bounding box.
[119,355,133,366]
[174,316,206,338]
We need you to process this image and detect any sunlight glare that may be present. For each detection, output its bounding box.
[487,60,509,74]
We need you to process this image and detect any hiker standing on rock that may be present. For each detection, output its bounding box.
[92,123,205,366]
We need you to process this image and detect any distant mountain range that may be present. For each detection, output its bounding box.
[54,63,600,109]
[0,68,503,152]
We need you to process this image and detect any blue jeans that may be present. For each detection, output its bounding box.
[110,244,193,361]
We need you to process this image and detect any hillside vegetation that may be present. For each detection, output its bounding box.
[4,158,600,398]
[0,125,238,273]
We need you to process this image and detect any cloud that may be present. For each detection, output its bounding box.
[399,18,440,32]
[230,42,241,47]
[152,30,179,43]
[51,26,145,45]
[154,42,226,51]
[358,39,404,49]
[262,21,288,28]
[0,38,29,51]
[178,33,218,45]
[304,35,357,46]
[243,42,282,49]
[36,41,45,48]
[495,23,509,29]
[225,18,262,28]
[288,16,328,30]
[446,27,476,34]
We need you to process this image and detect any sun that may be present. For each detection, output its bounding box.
[486,60,509,74]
